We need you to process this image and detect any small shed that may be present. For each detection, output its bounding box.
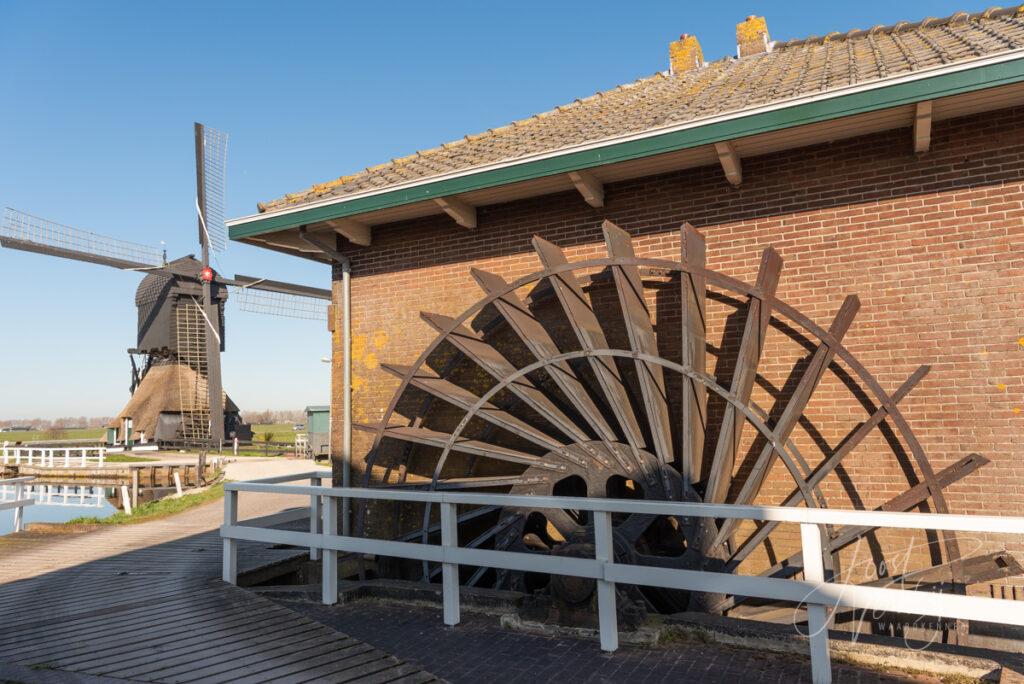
[304,405,330,458]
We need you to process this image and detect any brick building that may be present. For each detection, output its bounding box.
[229,11,1024,600]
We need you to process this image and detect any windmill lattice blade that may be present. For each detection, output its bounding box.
[197,123,229,253]
[230,285,328,321]
[1,208,164,269]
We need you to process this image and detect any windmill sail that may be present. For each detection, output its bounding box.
[0,208,164,271]
[195,124,228,253]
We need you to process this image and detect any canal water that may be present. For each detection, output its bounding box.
[0,483,117,535]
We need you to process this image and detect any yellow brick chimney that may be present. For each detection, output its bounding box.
[669,34,703,74]
[736,15,771,58]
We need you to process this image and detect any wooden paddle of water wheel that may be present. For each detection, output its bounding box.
[356,221,1020,637]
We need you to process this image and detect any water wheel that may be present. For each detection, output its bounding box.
[356,221,1018,628]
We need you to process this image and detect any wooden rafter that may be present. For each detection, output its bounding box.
[433,196,477,229]
[568,170,605,208]
[914,100,933,154]
[714,140,743,186]
[321,217,371,246]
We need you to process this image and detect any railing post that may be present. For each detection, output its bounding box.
[81,449,86,467]
[800,522,832,684]
[64,449,70,468]
[120,485,133,515]
[222,488,238,584]
[322,495,338,605]
[12,481,25,532]
[594,509,618,652]
[440,500,461,626]
[98,448,105,467]
[309,479,322,561]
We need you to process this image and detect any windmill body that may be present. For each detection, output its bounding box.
[108,255,248,445]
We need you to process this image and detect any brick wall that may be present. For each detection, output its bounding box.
[328,105,1024,581]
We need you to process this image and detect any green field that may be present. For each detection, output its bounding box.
[0,427,105,443]
[250,423,298,443]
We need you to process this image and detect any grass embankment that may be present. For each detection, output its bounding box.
[67,483,224,526]
[0,427,105,442]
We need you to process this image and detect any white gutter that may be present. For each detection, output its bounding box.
[228,49,1024,228]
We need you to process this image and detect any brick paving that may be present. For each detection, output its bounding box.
[275,599,935,683]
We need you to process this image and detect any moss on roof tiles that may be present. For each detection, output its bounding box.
[258,6,1024,215]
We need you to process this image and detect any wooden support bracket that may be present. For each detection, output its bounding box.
[322,217,372,246]
[914,100,933,155]
[434,196,477,229]
[568,170,605,208]
[714,141,743,186]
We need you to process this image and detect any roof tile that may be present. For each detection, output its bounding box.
[258,6,1024,215]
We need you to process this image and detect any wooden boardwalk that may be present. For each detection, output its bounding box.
[0,491,439,683]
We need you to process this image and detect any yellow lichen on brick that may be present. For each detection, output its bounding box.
[669,34,703,74]
[736,15,770,58]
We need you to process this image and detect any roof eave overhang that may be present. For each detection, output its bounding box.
[229,51,1024,240]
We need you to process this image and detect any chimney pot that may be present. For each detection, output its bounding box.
[736,15,771,58]
[669,33,703,75]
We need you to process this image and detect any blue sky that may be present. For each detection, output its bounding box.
[0,0,997,419]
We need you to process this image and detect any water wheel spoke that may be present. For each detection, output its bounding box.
[357,424,566,471]
[532,235,647,447]
[711,453,991,613]
[704,247,783,504]
[679,223,708,485]
[430,513,523,579]
[420,311,590,443]
[394,505,501,542]
[603,221,674,467]
[532,235,650,481]
[858,551,1023,590]
[715,295,859,545]
[471,267,620,445]
[726,365,931,567]
[381,362,565,451]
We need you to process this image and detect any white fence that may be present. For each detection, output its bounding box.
[0,482,106,509]
[0,476,35,533]
[2,445,106,468]
[221,471,1024,684]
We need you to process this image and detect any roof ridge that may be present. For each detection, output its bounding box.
[776,4,1022,49]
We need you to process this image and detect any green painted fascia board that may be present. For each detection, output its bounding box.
[230,56,1024,240]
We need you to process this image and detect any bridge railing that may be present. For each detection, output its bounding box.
[221,472,1024,684]
[2,445,106,468]
[0,476,36,532]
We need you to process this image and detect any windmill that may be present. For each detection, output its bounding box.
[0,123,330,450]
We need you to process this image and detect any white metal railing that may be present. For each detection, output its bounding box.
[221,472,1024,684]
[2,445,106,468]
[0,476,36,532]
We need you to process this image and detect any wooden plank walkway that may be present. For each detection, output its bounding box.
[0,490,440,683]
